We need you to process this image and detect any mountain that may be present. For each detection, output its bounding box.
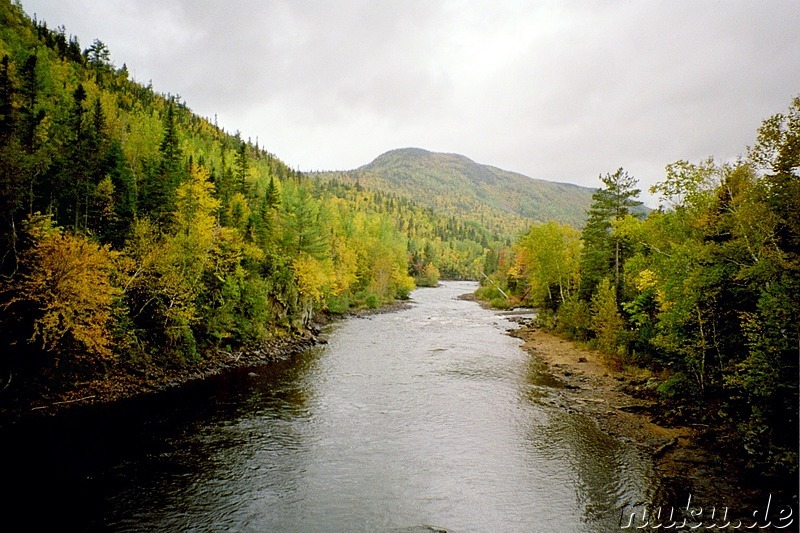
[312,148,597,231]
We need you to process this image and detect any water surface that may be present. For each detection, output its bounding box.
[5,281,660,531]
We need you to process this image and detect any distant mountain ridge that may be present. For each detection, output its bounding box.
[314,148,597,231]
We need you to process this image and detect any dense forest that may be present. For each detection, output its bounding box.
[478,96,800,477]
[311,147,598,237]
[0,1,511,397]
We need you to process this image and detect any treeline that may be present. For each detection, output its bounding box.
[479,97,799,474]
[316,177,504,282]
[0,1,499,391]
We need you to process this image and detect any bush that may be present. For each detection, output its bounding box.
[591,278,627,361]
[365,292,380,309]
[555,298,592,340]
[3,214,122,370]
[326,294,352,314]
[475,284,510,308]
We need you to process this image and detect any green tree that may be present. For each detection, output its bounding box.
[140,101,183,220]
[0,55,14,140]
[579,168,642,301]
[235,138,248,195]
[279,184,328,259]
[591,277,626,360]
[507,221,581,309]
[18,54,44,152]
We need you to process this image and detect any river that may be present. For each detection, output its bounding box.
[5,281,663,531]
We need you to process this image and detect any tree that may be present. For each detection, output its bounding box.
[579,168,642,301]
[591,278,626,360]
[140,101,183,220]
[0,55,14,141]
[0,54,22,274]
[279,184,328,259]
[235,139,248,195]
[19,54,44,152]
[507,221,581,309]
[650,157,718,210]
[2,214,121,369]
[85,39,111,66]
[123,163,220,358]
[265,175,280,209]
[62,83,90,229]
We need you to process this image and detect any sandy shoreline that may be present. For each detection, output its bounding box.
[512,325,687,447]
[507,319,796,526]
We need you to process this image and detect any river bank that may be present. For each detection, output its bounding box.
[0,297,417,426]
[506,317,797,527]
[0,331,320,425]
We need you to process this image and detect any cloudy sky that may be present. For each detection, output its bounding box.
[19,1,800,204]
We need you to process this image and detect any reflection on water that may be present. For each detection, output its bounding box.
[3,281,661,531]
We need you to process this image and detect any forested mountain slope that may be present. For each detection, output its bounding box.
[312,147,597,231]
[0,1,465,393]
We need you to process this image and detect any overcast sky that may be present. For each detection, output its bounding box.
[19,1,800,204]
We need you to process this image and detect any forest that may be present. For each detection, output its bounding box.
[0,1,503,399]
[0,0,797,485]
[478,95,800,478]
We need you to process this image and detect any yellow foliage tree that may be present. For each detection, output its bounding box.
[7,214,121,363]
[122,164,222,356]
[292,252,332,304]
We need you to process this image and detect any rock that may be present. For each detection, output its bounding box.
[670,448,710,465]
[617,404,652,413]
[645,378,661,390]
[577,357,587,363]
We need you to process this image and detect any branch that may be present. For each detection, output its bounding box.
[30,395,96,410]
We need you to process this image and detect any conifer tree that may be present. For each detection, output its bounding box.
[235,139,248,195]
[65,83,89,229]
[579,168,641,301]
[19,54,43,152]
[0,55,14,141]
[140,101,183,221]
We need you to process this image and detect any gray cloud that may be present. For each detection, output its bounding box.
[20,0,800,203]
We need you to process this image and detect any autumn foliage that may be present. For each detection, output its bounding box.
[3,214,119,365]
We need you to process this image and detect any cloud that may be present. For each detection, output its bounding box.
[20,0,800,202]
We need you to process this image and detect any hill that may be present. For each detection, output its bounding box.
[312,147,596,231]
[0,0,433,392]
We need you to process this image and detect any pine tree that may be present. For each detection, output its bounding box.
[579,168,642,301]
[19,54,43,151]
[66,83,89,229]
[265,175,280,209]
[140,101,183,221]
[0,55,14,141]
[235,139,248,195]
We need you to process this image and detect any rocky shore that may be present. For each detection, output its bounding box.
[0,300,415,426]
[507,318,796,529]
[0,331,321,425]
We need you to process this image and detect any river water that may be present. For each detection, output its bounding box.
[5,281,663,531]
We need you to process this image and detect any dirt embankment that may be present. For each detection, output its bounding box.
[512,324,686,446]
[508,321,789,520]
